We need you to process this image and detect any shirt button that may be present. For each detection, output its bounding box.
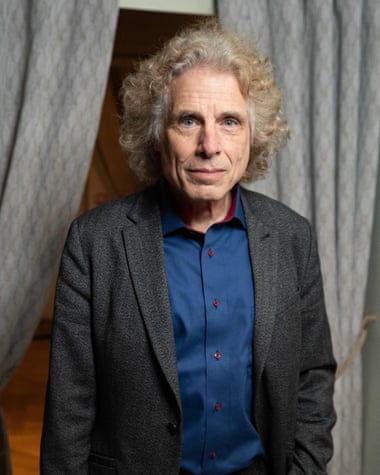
[208,249,214,257]
[214,351,222,360]
[210,451,217,459]
[213,299,219,308]
[214,403,222,411]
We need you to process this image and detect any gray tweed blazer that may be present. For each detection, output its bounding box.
[41,185,336,475]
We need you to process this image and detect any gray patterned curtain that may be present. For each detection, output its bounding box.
[0,0,119,470]
[218,0,380,474]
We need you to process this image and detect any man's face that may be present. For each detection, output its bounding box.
[160,67,251,207]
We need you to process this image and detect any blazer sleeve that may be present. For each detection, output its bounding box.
[40,218,96,474]
[289,224,337,474]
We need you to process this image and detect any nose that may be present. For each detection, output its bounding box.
[197,124,221,158]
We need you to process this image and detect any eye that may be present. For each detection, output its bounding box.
[223,117,239,128]
[180,116,196,127]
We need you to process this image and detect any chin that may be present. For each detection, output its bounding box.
[185,186,230,203]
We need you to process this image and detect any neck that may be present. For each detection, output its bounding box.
[174,193,232,234]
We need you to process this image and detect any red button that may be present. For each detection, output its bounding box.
[208,249,214,257]
[214,403,222,411]
[213,299,219,308]
[210,451,217,459]
[214,351,222,360]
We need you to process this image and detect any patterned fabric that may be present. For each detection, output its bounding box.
[217,1,380,474]
[0,0,119,391]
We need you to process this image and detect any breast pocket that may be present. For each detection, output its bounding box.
[89,453,116,474]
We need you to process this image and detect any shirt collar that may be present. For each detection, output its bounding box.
[159,180,247,236]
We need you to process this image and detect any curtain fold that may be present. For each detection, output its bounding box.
[218,1,380,474]
[0,0,119,389]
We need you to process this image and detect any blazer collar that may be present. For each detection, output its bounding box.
[121,186,182,414]
[241,188,279,388]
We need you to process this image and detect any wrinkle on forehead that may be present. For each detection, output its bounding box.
[169,67,249,119]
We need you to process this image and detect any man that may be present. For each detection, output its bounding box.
[41,19,336,474]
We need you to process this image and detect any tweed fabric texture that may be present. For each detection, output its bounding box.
[41,186,335,473]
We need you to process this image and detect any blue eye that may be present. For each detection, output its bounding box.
[181,117,196,127]
[223,118,238,127]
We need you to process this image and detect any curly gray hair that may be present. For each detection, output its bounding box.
[120,18,289,183]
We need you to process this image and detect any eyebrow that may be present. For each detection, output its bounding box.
[169,110,248,124]
[167,110,200,126]
[220,111,248,123]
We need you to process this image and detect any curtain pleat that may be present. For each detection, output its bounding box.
[0,0,119,389]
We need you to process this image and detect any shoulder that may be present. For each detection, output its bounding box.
[65,186,159,248]
[241,187,311,235]
[75,186,158,230]
[240,187,317,274]
[241,189,323,292]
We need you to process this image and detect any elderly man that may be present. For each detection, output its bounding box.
[41,19,336,475]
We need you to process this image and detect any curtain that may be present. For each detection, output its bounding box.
[0,0,118,469]
[217,1,380,474]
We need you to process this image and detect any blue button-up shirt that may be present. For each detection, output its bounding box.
[160,183,263,475]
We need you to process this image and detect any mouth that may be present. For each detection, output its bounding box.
[188,168,225,181]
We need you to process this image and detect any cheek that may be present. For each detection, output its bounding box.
[229,137,250,164]
[167,128,198,163]
[159,145,184,183]
[231,143,250,177]
[170,139,193,164]
[160,136,177,170]
[240,135,251,164]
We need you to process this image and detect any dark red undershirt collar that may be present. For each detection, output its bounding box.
[175,186,238,231]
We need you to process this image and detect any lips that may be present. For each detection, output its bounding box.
[188,168,225,180]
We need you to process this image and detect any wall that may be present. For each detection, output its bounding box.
[362,165,380,475]
[118,0,214,15]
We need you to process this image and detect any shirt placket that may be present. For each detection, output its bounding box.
[201,229,230,473]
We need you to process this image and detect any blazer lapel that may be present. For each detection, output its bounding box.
[121,189,181,410]
[120,187,279,412]
[242,191,279,389]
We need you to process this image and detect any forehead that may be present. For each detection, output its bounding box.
[169,66,247,112]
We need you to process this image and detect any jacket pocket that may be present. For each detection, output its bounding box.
[89,452,116,474]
